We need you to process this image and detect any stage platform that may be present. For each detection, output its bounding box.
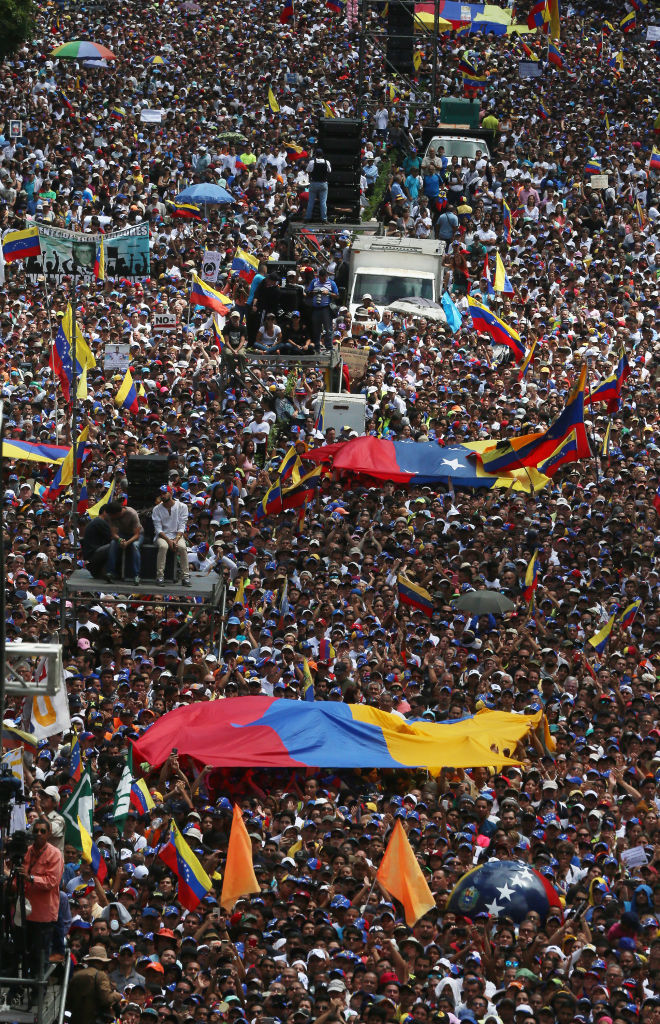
[61,571,226,648]
[245,347,342,390]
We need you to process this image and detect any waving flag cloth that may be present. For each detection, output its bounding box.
[2,226,41,264]
[49,304,96,403]
[518,338,537,381]
[523,551,539,609]
[231,248,259,283]
[502,199,512,243]
[159,820,213,911]
[132,698,554,771]
[78,815,108,882]
[527,0,550,31]
[131,778,156,814]
[280,0,294,23]
[221,806,260,910]
[619,10,635,31]
[467,296,524,362]
[441,291,462,333]
[649,148,660,173]
[494,251,514,293]
[478,366,591,475]
[619,599,641,630]
[115,368,139,415]
[584,157,602,174]
[2,439,69,464]
[585,349,630,413]
[397,575,434,618]
[376,820,435,926]
[267,86,280,113]
[42,426,89,504]
[548,42,563,66]
[88,479,115,518]
[190,273,233,314]
[166,200,203,221]
[588,610,618,655]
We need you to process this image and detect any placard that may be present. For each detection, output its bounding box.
[201,250,222,284]
[519,61,542,79]
[646,25,660,43]
[152,313,178,332]
[340,344,370,378]
[9,120,23,139]
[104,343,131,373]
[588,174,609,189]
[140,109,164,124]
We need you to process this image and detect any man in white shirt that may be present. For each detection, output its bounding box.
[152,487,190,586]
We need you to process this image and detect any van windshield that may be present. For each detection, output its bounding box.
[351,273,434,307]
[427,138,488,161]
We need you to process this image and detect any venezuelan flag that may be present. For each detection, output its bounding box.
[649,148,660,173]
[585,350,630,414]
[231,247,259,282]
[502,199,512,243]
[467,296,524,362]
[327,0,345,12]
[527,0,550,31]
[536,429,579,477]
[78,479,89,516]
[478,366,591,474]
[2,439,69,464]
[280,0,294,23]
[601,420,612,459]
[132,698,553,771]
[398,575,434,618]
[588,610,617,655]
[548,42,563,66]
[191,273,232,314]
[131,778,155,814]
[267,87,280,114]
[619,599,641,630]
[42,426,89,503]
[322,100,338,118]
[537,100,550,119]
[523,552,539,608]
[115,368,139,415]
[78,815,108,882]
[93,238,105,281]
[110,105,126,120]
[619,10,635,31]
[158,821,212,911]
[462,70,488,91]
[584,157,602,174]
[2,722,38,755]
[518,339,537,382]
[254,479,282,522]
[212,313,225,351]
[88,479,115,519]
[284,142,309,162]
[166,200,203,221]
[70,734,82,782]
[2,226,41,264]
[602,19,614,35]
[318,638,336,662]
[493,251,514,294]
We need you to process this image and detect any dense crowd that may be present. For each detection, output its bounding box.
[1,0,660,1022]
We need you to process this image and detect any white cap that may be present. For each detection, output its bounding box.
[43,785,61,806]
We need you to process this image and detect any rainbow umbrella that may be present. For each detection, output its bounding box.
[51,40,117,60]
[147,55,168,66]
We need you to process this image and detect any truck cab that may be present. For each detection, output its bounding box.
[347,236,445,317]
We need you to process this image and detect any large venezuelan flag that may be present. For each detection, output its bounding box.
[132,698,551,770]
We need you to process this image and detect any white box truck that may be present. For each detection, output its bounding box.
[347,237,445,316]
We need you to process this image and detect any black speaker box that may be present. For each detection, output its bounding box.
[126,455,169,510]
[387,0,415,74]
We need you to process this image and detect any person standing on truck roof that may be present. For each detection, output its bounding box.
[305,148,332,224]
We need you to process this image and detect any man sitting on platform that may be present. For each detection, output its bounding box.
[152,486,190,587]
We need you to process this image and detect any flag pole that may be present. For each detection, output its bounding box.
[70,263,80,563]
[41,273,59,445]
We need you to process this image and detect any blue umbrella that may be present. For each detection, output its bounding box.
[176,183,234,205]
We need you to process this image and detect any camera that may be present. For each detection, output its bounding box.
[0,763,22,807]
[5,830,29,867]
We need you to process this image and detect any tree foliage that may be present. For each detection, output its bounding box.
[0,0,35,61]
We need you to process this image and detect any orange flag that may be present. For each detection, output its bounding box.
[221,805,260,911]
[376,820,435,926]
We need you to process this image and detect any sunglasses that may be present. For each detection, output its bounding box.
[33,827,49,834]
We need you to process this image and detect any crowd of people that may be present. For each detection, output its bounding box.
[1,0,660,1022]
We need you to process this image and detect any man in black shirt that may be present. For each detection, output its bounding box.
[282,311,314,355]
[81,503,122,580]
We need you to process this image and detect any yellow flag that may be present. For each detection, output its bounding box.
[62,304,96,371]
[88,479,115,518]
[76,362,88,401]
[267,86,280,114]
[413,50,422,71]
[322,100,336,118]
